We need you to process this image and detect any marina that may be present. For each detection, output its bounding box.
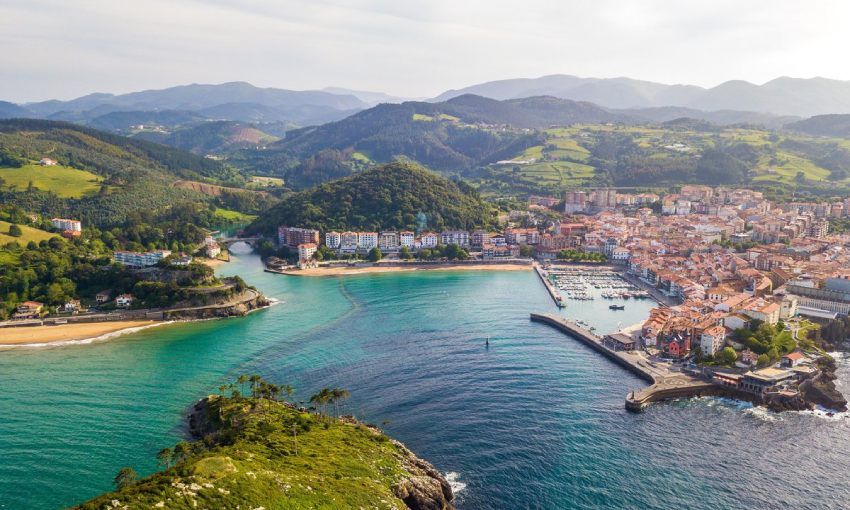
[545,267,650,301]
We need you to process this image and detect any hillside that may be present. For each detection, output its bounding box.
[786,114,850,138]
[0,119,271,225]
[242,94,626,187]
[249,161,494,234]
[434,74,850,117]
[134,120,280,155]
[75,384,454,510]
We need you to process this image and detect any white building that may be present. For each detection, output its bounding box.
[400,231,415,248]
[113,250,171,268]
[440,230,470,247]
[325,231,341,249]
[115,294,134,308]
[700,326,726,357]
[340,231,359,254]
[204,237,221,259]
[51,218,82,232]
[298,243,317,261]
[420,232,439,248]
[357,232,378,250]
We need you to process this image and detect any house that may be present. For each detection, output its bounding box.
[378,232,400,251]
[700,325,727,357]
[781,352,808,368]
[171,254,193,266]
[95,290,112,304]
[297,243,317,262]
[39,157,57,166]
[58,299,81,314]
[604,333,636,351]
[204,237,221,259]
[14,301,43,319]
[115,294,134,308]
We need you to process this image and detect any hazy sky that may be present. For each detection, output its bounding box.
[3,0,850,102]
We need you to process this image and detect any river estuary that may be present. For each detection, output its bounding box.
[1,246,850,509]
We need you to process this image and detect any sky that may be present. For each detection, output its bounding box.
[3,0,850,102]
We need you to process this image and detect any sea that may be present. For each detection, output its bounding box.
[1,244,850,509]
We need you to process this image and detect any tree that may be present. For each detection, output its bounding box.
[368,247,383,262]
[237,375,248,398]
[400,246,412,260]
[156,447,174,469]
[8,224,22,237]
[716,347,738,366]
[113,467,138,489]
[173,442,192,464]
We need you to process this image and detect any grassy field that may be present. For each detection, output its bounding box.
[213,208,257,223]
[0,163,103,198]
[76,394,430,509]
[247,175,284,188]
[0,220,58,245]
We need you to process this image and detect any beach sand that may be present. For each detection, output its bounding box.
[278,263,533,277]
[0,320,157,346]
[199,257,228,268]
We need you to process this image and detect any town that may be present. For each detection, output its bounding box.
[271,185,850,410]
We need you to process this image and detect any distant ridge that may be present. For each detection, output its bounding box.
[434,74,850,117]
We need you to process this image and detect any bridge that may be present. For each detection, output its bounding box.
[217,236,263,247]
[530,313,720,411]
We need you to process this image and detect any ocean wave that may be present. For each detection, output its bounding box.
[444,471,466,494]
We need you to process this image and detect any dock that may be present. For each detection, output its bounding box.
[534,266,566,308]
[530,313,719,411]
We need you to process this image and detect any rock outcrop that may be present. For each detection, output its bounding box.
[391,440,455,510]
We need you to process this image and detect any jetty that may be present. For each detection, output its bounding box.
[529,313,720,411]
[534,266,566,308]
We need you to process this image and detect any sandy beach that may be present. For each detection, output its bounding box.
[199,257,229,268]
[0,320,157,346]
[276,263,533,277]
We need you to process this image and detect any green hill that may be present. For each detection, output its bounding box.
[0,119,267,225]
[237,95,626,188]
[249,161,494,234]
[74,382,454,510]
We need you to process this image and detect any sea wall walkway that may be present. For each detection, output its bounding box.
[533,266,566,308]
[530,313,718,411]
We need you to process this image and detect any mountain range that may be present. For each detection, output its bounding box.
[434,75,850,118]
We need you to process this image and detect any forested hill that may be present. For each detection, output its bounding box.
[0,119,268,225]
[240,94,627,188]
[249,161,494,234]
[0,119,232,182]
[786,114,850,138]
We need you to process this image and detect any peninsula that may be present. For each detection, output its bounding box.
[74,376,454,510]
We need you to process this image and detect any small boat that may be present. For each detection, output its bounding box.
[609,304,625,310]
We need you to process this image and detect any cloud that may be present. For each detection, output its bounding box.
[2,0,850,102]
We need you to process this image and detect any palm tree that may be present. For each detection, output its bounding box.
[113,467,138,489]
[237,375,248,398]
[281,384,294,403]
[332,388,350,417]
[156,447,173,469]
[249,375,262,399]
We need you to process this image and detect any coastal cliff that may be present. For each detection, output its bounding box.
[76,393,454,510]
[163,288,270,320]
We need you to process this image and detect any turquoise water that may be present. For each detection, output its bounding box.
[2,248,850,509]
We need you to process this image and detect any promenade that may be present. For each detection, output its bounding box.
[530,313,718,411]
[533,265,567,308]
